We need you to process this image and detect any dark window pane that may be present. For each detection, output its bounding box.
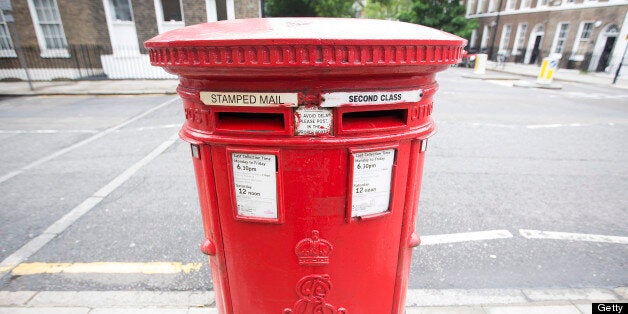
[161,0,182,21]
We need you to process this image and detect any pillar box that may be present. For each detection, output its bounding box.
[146,18,465,314]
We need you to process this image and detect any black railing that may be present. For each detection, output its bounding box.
[0,44,174,81]
[471,46,612,73]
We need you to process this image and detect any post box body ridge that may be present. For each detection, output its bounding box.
[146,18,465,314]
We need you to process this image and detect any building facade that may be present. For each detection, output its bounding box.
[0,0,262,80]
[464,0,628,73]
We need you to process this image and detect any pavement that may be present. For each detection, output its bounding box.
[0,288,626,313]
[0,63,626,313]
[0,62,627,96]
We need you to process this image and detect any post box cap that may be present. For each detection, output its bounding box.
[145,18,466,75]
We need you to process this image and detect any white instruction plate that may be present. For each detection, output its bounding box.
[351,149,395,217]
[231,153,278,219]
[295,106,333,135]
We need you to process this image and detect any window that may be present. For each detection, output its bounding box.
[506,0,517,10]
[499,25,512,53]
[477,0,486,13]
[488,0,496,12]
[481,25,490,50]
[512,23,528,55]
[111,0,133,21]
[571,22,594,60]
[580,22,593,40]
[520,0,531,8]
[467,0,478,15]
[160,0,182,21]
[551,23,570,54]
[155,0,184,34]
[27,0,68,57]
[206,0,218,21]
[470,29,478,49]
[537,0,549,7]
[0,10,16,57]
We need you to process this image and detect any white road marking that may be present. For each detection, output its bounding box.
[0,97,178,184]
[0,129,98,134]
[441,121,619,129]
[525,123,599,129]
[0,132,180,277]
[420,230,513,245]
[0,124,180,134]
[519,229,628,244]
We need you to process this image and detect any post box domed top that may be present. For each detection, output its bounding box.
[145,18,466,74]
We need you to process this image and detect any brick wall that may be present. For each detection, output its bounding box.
[184,1,207,26]
[235,0,260,19]
[4,0,110,68]
[9,0,38,47]
[132,0,158,53]
[472,4,627,65]
[57,0,110,46]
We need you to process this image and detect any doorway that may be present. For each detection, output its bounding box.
[590,24,619,72]
[529,36,543,65]
[525,24,544,64]
[103,0,140,55]
[596,36,617,72]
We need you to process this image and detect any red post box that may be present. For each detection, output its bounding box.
[146,18,465,313]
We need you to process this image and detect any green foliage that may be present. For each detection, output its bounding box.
[264,0,356,18]
[363,0,408,20]
[397,0,478,39]
[263,0,317,17]
[315,0,357,17]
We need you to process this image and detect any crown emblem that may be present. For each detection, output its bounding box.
[295,230,333,266]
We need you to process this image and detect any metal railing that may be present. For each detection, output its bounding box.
[467,46,615,73]
[0,44,174,81]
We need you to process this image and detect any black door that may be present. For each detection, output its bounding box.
[529,36,542,64]
[596,36,617,72]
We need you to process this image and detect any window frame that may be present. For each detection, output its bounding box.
[499,24,512,54]
[512,23,528,56]
[481,25,490,50]
[551,22,570,55]
[154,0,185,34]
[570,21,594,61]
[467,0,478,15]
[505,0,517,11]
[477,0,486,13]
[0,10,17,58]
[27,0,69,58]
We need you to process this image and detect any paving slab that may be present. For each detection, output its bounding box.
[483,304,582,314]
[27,291,214,308]
[187,309,218,314]
[522,288,619,301]
[405,306,487,313]
[405,289,527,306]
[0,291,37,306]
[0,307,90,314]
[88,308,188,314]
[615,287,628,299]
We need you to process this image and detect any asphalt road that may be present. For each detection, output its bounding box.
[0,67,626,292]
